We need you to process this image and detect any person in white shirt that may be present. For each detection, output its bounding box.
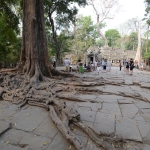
[107,60,112,71]
[97,60,101,75]
[64,58,70,72]
[94,60,98,71]
[52,57,56,68]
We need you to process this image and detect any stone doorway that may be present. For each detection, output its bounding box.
[90,57,93,62]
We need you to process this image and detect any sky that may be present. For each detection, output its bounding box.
[78,0,146,32]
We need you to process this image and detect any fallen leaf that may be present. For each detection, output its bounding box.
[69,145,72,149]
[127,145,131,148]
[43,142,47,146]
[88,142,90,144]
[6,141,9,144]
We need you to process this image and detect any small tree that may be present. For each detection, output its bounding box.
[87,0,120,47]
[105,29,121,48]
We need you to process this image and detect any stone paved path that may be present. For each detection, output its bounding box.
[0,67,150,150]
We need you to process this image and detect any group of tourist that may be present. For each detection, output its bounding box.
[53,56,140,76]
[122,58,134,75]
[86,60,112,73]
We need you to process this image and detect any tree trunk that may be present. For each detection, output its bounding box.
[48,9,61,65]
[134,21,141,66]
[17,0,73,82]
[19,0,53,83]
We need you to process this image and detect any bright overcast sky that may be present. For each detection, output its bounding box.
[78,0,146,32]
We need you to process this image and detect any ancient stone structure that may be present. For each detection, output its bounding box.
[84,46,102,65]
[84,46,136,64]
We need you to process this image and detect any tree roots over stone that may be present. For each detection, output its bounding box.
[0,72,144,150]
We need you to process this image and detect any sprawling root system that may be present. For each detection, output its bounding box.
[0,72,141,150]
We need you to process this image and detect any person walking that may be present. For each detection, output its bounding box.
[119,60,122,71]
[129,58,134,75]
[107,60,112,71]
[140,62,144,71]
[52,57,56,68]
[94,60,98,71]
[78,60,84,74]
[97,60,101,75]
[64,58,70,72]
[126,61,130,75]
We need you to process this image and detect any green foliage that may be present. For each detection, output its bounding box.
[105,29,121,47]
[44,0,87,30]
[126,32,138,50]
[73,15,99,55]
[144,0,150,26]
[48,31,73,57]
[0,0,20,33]
[0,15,21,67]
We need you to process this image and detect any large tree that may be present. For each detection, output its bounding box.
[87,0,120,47]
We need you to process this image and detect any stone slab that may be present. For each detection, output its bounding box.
[140,83,150,88]
[15,108,49,132]
[77,109,96,123]
[120,104,139,119]
[118,97,133,104]
[6,106,39,124]
[137,121,150,144]
[142,113,150,123]
[139,91,150,102]
[94,112,115,133]
[96,95,123,103]
[125,79,133,85]
[133,113,145,121]
[143,144,150,150]
[76,102,102,112]
[0,142,26,150]
[34,116,58,139]
[0,121,10,135]
[76,94,97,101]
[0,129,51,150]
[116,117,142,142]
[101,103,122,116]
[47,132,75,150]
[134,101,150,109]
[130,85,143,92]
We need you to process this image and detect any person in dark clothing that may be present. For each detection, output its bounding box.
[126,61,130,74]
[119,60,122,71]
[129,59,134,75]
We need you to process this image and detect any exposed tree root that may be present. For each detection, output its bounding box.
[0,72,146,150]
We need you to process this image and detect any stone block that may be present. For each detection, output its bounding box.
[47,132,75,150]
[137,121,150,144]
[15,108,48,132]
[116,117,142,142]
[120,104,139,119]
[0,121,10,135]
[34,116,58,139]
[94,112,115,133]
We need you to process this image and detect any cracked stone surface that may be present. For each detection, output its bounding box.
[0,121,10,135]
[0,66,150,149]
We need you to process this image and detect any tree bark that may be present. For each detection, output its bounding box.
[134,21,141,66]
[19,0,55,83]
[48,8,61,65]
